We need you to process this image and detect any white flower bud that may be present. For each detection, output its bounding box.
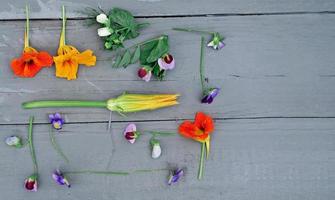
[152,143,161,159]
[97,27,112,37]
[96,13,109,24]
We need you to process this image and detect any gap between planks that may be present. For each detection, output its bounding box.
[1,116,335,126]
[0,10,335,22]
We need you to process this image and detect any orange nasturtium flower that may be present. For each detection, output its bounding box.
[54,6,96,80]
[11,5,53,78]
[178,112,215,180]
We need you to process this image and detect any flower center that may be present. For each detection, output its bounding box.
[164,54,173,64]
[138,68,147,78]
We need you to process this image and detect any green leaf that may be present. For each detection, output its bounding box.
[146,36,169,63]
[112,55,122,68]
[119,50,131,67]
[131,46,140,64]
[109,8,136,31]
[139,40,159,64]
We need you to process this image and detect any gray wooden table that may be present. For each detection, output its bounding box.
[1,1,335,199]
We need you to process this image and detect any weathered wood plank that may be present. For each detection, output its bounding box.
[1,14,335,124]
[0,0,335,20]
[0,118,334,200]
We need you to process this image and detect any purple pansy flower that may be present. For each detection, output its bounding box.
[124,123,140,144]
[158,54,175,70]
[207,32,225,50]
[24,174,38,192]
[49,113,65,130]
[168,168,184,185]
[138,67,152,82]
[52,169,71,188]
[201,88,220,104]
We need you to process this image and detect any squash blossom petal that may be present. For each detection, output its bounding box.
[107,93,179,113]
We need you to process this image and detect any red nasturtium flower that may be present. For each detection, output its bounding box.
[178,112,214,143]
[11,47,53,78]
[178,112,215,180]
[10,5,53,78]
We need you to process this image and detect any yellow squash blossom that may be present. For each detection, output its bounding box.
[54,6,96,80]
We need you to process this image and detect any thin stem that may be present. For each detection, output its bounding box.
[125,35,168,52]
[146,131,176,136]
[24,4,29,48]
[132,168,169,173]
[66,170,129,176]
[200,36,206,93]
[173,28,214,35]
[49,128,69,163]
[28,116,38,174]
[22,100,107,109]
[59,5,66,47]
[198,142,205,180]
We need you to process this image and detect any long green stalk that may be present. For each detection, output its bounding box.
[198,142,205,180]
[200,36,206,93]
[173,28,214,35]
[23,100,107,109]
[28,116,38,174]
[49,128,69,163]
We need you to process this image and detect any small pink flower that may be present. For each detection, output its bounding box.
[158,54,175,70]
[24,174,38,192]
[138,67,152,82]
[123,123,140,144]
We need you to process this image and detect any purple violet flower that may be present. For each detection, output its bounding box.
[201,88,220,104]
[52,169,71,188]
[49,113,65,130]
[168,168,184,185]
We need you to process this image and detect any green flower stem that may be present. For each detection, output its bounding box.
[49,128,69,163]
[61,5,66,46]
[24,4,29,48]
[132,168,169,173]
[66,170,129,176]
[126,35,168,51]
[22,100,107,109]
[145,131,176,136]
[198,142,206,180]
[28,116,38,174]
[200,36,206,93]
[173,28,214,35]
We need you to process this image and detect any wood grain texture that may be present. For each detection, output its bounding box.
[0,14,335,124]
[0,118,334,200]
[0,0,334,20]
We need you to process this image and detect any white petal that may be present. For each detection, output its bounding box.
[96,13,108,24]
[97,27,112,37]
[207,41,215,47]
[124,123,136,135]
[152,144,161,159]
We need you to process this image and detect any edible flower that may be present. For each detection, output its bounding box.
[24,174,38,192]
[207,32,225,50]
[138,67,152,82]
[11,5,53,78]
[22,93,179,114]
[123,123,140,144]
[150,138,161,159]
[54,6,96,80]
[96,13,109,24]
[167,168,184,185]
[178,112,214,179]
[158,54,175,70]
[5,135,23,148]
[98,27,113,37]
[49,113,65,130]
[201,88,220,104]
[52,169,71,187]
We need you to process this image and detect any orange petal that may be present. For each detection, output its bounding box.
[76,50,96,66]
[195,112,214,134]
[178,121,198,139]
[11,57,25,76]
[36,51,53,67]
